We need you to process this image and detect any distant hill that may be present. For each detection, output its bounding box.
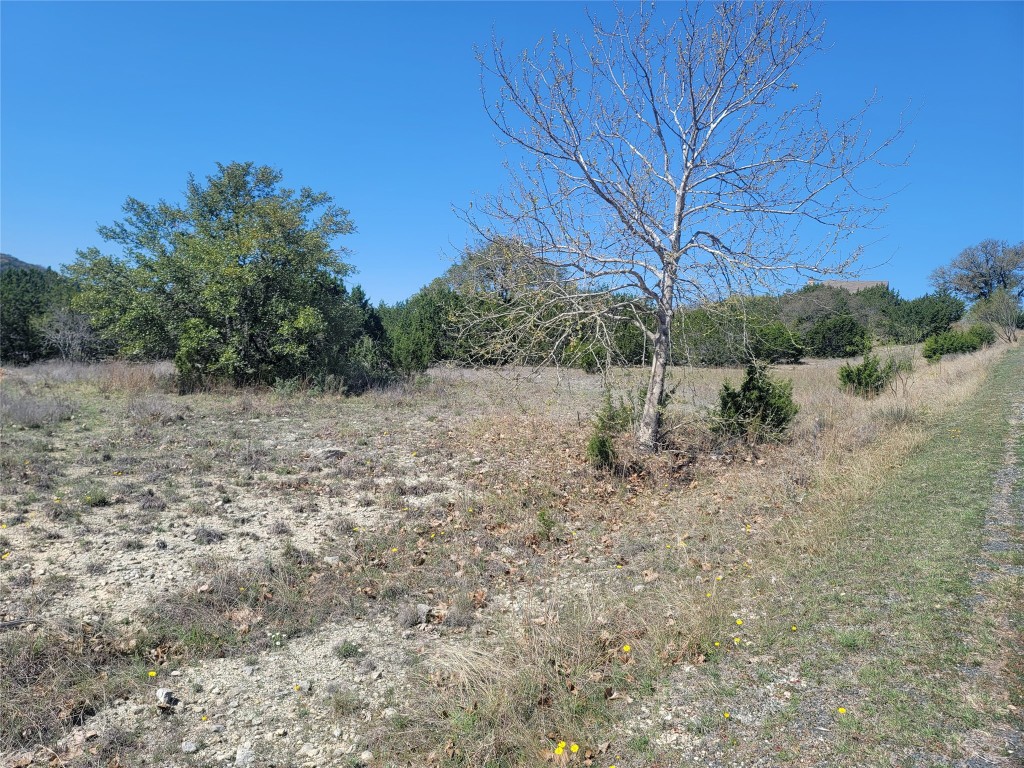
[0,253,48,273]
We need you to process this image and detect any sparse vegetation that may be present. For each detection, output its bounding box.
[334,640,364,659]
[0,343,1018,767]
[0,393,75,429]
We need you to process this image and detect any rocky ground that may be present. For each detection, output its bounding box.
[1,353,1020,767]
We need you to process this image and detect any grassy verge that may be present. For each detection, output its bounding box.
[732,345,1024,764]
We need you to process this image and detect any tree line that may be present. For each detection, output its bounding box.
[380,248,1021,374]
[2,162,1021,393]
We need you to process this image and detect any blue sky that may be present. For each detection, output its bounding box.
[2,1,1022,305]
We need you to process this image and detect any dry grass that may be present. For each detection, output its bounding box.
[0,618,145,753]
[379,344,1014,764]
[3,359,176,392]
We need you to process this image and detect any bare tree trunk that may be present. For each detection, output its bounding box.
[637,307,671,451]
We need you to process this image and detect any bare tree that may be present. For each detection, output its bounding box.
[465,1,904,450]
[930,239,1024,302]
[38,308,96,362]
[970,287,1022,342]
[449,238,638,372]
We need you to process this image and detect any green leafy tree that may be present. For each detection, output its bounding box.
[381,280,465,375]
[778,284,853,336]
[891,292,964,343]
[852,284,905,339]
[67,162,370,389]
[610,316,652,366]
[675,299,802,366]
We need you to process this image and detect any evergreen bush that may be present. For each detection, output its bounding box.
[585,432,616,469]
[838,352,911,397]
[804,314,869,358]
[966,323,996,347]
[712,364,799,442]
[922,324,995,361]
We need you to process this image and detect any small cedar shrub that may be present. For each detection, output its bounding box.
[838,352,911,397]
[585,432,615,469]
[586,389,640,469]
[966,322,996,346]
[713,364,799,442]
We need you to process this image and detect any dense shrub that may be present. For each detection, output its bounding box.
[890,292,965,342]
[804,314,869,358]
[380,281,465,374]
[560,338,604,373]
[838,352,912,397]
[585,390,639,469]
[712,364,799,442]
[0,266,74,363]
[67,163,390,391]
[966,323,997,347]
[922,324,995,361]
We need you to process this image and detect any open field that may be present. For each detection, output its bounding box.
[1,346,1021,768]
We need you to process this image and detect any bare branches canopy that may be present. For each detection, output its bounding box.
[930,239,1024,303]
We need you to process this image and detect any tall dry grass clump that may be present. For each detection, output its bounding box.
[3,360,176,394]
[401,579,733,766]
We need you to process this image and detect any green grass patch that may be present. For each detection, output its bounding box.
[759,345,1022,761]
